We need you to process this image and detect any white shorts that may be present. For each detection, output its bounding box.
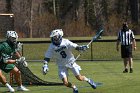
[58,62,82,80]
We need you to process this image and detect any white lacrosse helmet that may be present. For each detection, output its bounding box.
[50,29,63,37]
[6,31,18,44]
[50,29,63,46]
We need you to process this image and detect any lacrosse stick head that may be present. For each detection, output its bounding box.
[6,31,18,45]
[50,29,63,46]
[93,30,103,40]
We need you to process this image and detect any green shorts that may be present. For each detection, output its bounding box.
[0,63,15,73]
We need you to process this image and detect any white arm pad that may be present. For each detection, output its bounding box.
[42,61,49,75]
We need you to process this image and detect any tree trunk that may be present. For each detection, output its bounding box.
[129,0,139,24]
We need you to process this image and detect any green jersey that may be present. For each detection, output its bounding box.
[0,41,16,73]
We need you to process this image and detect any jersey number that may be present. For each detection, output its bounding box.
[60,51,67,58]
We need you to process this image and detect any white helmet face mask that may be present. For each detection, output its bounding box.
[50,29,63,46]
[6,31,18,44]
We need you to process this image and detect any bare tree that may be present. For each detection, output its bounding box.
[6,0,13,13]
[129,0,139,24]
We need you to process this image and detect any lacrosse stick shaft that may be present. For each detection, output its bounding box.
[75,39,93,61]
[87,39,94,47]
[75,53,81,60]
[75,29,103,61]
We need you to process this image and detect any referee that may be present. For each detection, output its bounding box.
[116,22,136,73]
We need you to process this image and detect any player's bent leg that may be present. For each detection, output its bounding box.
[0,70,7,85]
[0,70,15,92]
[62,77,78,93]
[75,75,86,81]
[10,67,22,86]
[60,66,78,93]
[66,82,78,93]
[10,67,29,91]
[75,75,96,89]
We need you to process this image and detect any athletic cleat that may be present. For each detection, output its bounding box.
[88,78,97,89]
[17,85,29,91]
[130,68,133,73]
[8,87,15,92]
[123,69,128,73]
[73,88,78,93]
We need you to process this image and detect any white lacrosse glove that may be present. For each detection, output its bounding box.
[42,61,49,75]
[16,57,25,63]
[16,57,28,67]
[78,45,89,51]
[82,45,89,51]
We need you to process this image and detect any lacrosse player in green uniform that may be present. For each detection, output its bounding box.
[0,31,29,92]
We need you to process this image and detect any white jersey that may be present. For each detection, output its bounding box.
[45,38,78,66]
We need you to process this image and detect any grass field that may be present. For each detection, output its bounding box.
[0,36,140,93]
[0,60,140,93]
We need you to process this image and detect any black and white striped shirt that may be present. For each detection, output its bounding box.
[117,29,135,45]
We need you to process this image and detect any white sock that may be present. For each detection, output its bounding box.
[73,85,76,88]
[73,85,78,90]
[84,77,89,82]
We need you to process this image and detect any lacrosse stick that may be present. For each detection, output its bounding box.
[75,29,103,61]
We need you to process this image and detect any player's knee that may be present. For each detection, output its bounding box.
[76,76,83,81]
[14,70,21,76]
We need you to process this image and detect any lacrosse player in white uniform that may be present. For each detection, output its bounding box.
[42,29,96,93]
